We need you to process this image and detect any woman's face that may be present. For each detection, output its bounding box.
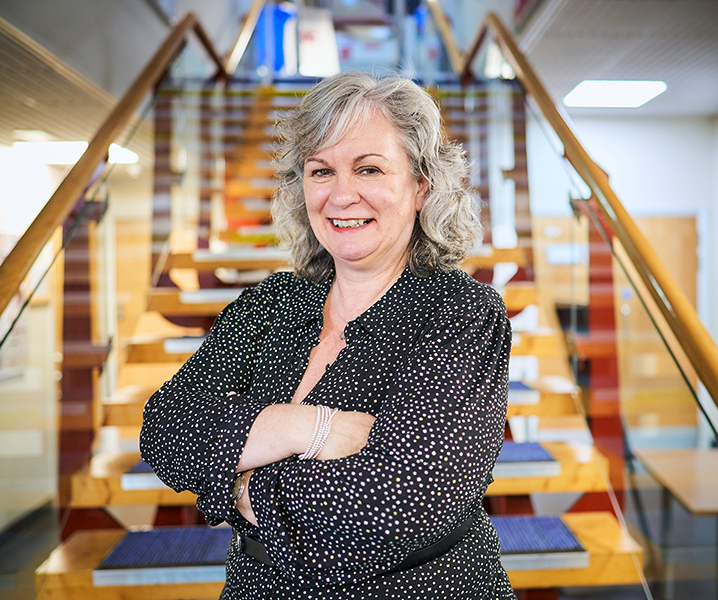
[303,110,427,277]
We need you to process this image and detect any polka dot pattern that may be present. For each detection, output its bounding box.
[141,268,515,599]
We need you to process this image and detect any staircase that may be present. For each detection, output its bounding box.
[0,8,711,600]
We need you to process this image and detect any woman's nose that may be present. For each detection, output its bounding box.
[330,173,359,207]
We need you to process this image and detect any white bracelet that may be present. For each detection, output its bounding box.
[299,405,338,460]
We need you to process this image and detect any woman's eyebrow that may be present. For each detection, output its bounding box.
[305,156,328,165]
[305,153,387,165]
[354,153,386,163]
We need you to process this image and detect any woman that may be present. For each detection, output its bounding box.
[141,72,515,599]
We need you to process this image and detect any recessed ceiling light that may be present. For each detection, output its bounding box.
[12,141,139,165]
[13,141,88,164]
[563,80,667,108]
[108,143,139,164]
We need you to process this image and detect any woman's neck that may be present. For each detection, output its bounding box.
[331,261,406,323]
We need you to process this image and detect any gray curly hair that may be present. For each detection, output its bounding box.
[271,71,481,282]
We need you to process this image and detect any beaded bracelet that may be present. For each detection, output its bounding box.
[299,405,338,460]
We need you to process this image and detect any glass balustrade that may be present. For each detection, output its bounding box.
[463,37,718,598]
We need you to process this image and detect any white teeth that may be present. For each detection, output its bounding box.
[331,219,371,228]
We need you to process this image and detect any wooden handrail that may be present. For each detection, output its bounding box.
[460,12,718,405]
[193,19,230,79]
[425,0,464,75]
[0,12,228,319]
[225,0,266,75]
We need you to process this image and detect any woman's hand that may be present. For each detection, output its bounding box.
[316,410,376,460]
[236,469,257,526]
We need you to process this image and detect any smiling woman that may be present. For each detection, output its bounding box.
[140,72,515,600]
[302,110,426,278]
[272,72,480,283]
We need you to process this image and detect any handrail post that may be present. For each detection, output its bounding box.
[424,0,464,76]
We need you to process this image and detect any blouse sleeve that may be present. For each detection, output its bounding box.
[139,276,285,526]
[248,283,511,586]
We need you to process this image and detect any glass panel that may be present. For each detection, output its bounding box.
[455,39,718,598]
[484,47,718,598]
[0,35,224,596]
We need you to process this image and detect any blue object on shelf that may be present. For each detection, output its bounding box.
[496,442,554,464]
[490,515,583,554]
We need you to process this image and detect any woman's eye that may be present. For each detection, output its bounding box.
[311,168,332,178]
[358,166,382,175]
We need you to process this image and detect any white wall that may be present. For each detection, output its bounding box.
[570,116,718,338]
[455,0,514,51]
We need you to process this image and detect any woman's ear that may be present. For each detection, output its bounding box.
[414,177,428,212]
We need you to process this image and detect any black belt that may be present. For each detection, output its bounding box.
[234,513,476,575]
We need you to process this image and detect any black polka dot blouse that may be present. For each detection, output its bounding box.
[141,267,516,599]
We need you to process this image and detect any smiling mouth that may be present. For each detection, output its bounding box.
[330,219,373,228]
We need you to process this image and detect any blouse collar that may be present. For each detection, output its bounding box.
[278,267,438,341]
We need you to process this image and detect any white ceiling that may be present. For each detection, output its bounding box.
[0,18,115,148]
[519,0,718,117]
[2,0,717,155]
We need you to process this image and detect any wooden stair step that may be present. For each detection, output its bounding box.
[224,181,276,198]
[486,442,607,496]
[162,248,521,273]
[102,386,155,427]
[147,288,246,317]
[502,283,538,312]
[510,330,563,357]
[70,452,196,508]
[508,512,643,589]
[506,391,580,418]
[223,202,272,224]
[125,336,203,364]
[36,529,224,600]
[35,512,642,598]
[131,312,204,339]
[163,247,290,272]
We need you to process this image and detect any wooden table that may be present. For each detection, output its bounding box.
[36,512,641,598]
[634,448,718,599]
[634,447,718,599]
[633,449,718,516]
